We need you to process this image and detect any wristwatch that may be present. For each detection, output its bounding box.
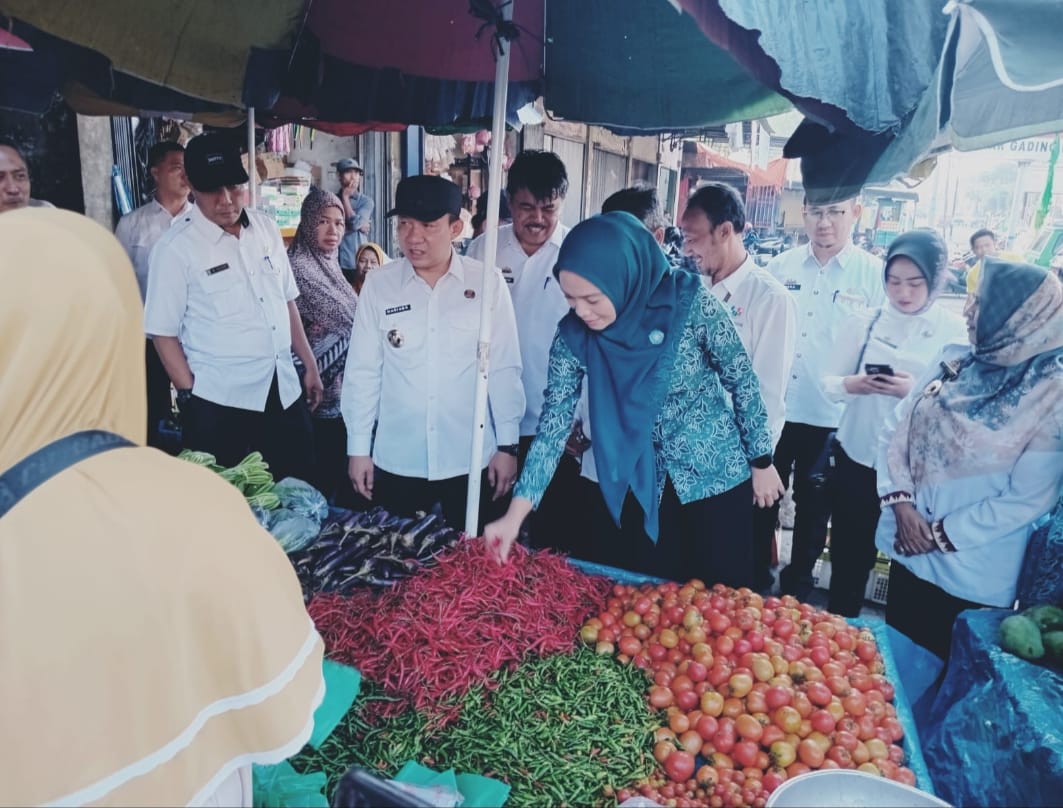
[176,388,194,407]
[497,444,519,457]
[750,454,773,469]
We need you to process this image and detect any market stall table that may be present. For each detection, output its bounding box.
[923,608,1063,807]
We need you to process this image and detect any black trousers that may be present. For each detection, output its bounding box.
[589,477,754,588]
[886,562,991,662]
[773,422,835,600]
[752,499,779,591]
[827,444,881,616]
[145,339,175,452]
[311,416,352,506]
[373,467,509,534]
[181,376,314,483]
[517,436,589,557]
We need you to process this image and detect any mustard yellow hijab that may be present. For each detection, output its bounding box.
[0,210,324,806]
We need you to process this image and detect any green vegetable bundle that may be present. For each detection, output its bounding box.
[178,450,280,510]
[999,604,1063,666]
[293,651,657,807]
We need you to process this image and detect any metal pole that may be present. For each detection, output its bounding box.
[247,106,258,209]
[464,1,513,536]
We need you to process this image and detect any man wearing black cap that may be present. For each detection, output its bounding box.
[144,132,322,481]
[341,174,524,530]
[764,193,885,601]
[336,157,374,271]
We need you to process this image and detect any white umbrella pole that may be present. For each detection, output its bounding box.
[464,3,514,536]
[247,106,258,208]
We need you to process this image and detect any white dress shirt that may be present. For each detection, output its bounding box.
[341,251,524,480]
[705,256,796,446]
[114,197,193,301]
[766,243,885,428]
[467,223,570,436]
[144,205,302,411]
[822,302,967,468]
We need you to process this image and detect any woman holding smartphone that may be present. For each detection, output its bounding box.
[820,229,967,615]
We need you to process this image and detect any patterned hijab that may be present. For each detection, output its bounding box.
[883,229,950,314]
[288,188,358,417]
[555,212,702,540]
[886,261,1063,492]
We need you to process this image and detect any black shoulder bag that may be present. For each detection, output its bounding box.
[0,430,133,519]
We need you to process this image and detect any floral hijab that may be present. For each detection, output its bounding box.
[288,188,358,418]
[886,261,1063,493]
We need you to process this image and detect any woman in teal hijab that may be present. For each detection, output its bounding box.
[485,212,783,586]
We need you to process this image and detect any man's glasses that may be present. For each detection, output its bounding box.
[804,207,850,221]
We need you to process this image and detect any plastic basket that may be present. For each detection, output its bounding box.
[814,556,891,606]
[865,567,890,605]
[566,558,935,796]
[812,556,832,590]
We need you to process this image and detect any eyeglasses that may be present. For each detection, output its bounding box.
[804,207,851,221]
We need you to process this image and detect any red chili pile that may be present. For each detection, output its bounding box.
[309,538,610,726]
[581,580,917,808]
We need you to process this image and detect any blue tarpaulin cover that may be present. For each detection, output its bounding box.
[923,608,1063,808]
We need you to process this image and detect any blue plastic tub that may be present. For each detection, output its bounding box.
[567,558,935,796]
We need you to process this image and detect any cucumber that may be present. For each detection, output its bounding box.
[1000,614,1045,661]
[1042,631,1063,665]
[1023,604,1063,632]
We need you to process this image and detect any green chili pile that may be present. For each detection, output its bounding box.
[289,685,429,797]
[431,649,658,808]
[292,651,658,807]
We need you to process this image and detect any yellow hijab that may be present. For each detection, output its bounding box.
[0,210,324,806]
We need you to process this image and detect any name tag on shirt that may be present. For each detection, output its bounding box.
[385,304,412,316]
[501,266,515,284]
[784,280,801,291]
[205,263,230,276]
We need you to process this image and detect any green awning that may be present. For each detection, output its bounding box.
[545,0,790,133]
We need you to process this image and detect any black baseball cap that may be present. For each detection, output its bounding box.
[386,175,462,222]
[183,133,249,192]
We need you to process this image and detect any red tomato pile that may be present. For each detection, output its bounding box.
[580,580,917,808]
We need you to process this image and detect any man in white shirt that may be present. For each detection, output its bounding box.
[115,142,193,300]
[144,133,322,481]
[115,140,193,450]
[765,194,885,600]
[465,151,577,548]
[343,175,524,530]
[682,183,797,592]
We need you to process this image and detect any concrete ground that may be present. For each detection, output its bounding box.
[772,489,887,620]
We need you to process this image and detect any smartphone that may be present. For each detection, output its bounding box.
[331,766,435,807]
[864,363,895,377]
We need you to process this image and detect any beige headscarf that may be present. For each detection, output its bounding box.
[0,210,324,806]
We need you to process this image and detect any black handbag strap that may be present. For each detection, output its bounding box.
[854,310,885,375]
[0,430,134,519]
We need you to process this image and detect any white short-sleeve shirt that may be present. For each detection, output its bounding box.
[467,223,570,436]
[766,243,885,428]
[706,256,797,446]
[114,197,193,301]
[143,205,302,411]
[340,252,525,480]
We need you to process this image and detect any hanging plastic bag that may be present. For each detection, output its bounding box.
[273,477,329,526]
[267,508,321,553]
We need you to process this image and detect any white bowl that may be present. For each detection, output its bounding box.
[765,770,951,808]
